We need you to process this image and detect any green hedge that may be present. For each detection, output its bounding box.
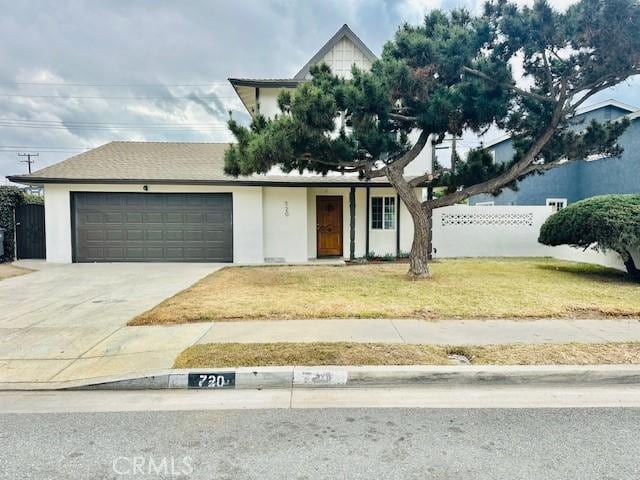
[0,186,26,261]
[539,194,640,277]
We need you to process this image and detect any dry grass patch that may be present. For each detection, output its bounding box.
[173,341,640,368]
[131,258,640,325]
[0,263,32,281]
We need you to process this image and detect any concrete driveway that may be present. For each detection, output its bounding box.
[0,262,222,385]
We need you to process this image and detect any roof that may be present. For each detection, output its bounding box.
[228,78,304,89]
[574,99,637,116]
[228,24,378,115]
[7,141,416,187]
[293,24,378,80]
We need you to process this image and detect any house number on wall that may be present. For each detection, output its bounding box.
[284,201,289,217]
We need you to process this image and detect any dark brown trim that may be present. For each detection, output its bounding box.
[396,193,401,257]
[70,192,77,263]
[427,185,434,260]
[228,78,304,88]
[349,187,355,260]
[365,186,370,256]
[6,176,422,188]
[255,87,260,114]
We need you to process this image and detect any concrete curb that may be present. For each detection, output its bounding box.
[2,364,639,391]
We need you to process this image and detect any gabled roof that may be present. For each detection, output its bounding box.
[574,99,637,116]
[293,24,378,80]
[7,141,421,187]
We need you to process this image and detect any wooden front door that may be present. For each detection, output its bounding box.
[316,196,343,257]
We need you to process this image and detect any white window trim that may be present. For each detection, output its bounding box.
[475,201,495,206]
[371,196,396,230]
[546,198,568,212]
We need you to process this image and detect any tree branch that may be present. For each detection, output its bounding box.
[520,158,568,175]
[462,66,556,103]
[408,172,435,187]
[425,99,566,209]
[389,112,418,122]
[542,50,556,96]
[388,130,430,171]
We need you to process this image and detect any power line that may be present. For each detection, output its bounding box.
[0,118,229,126]
[0,81,233,87]
[0,93,239,100]
[0,124,230,132]
[0,144,90,148]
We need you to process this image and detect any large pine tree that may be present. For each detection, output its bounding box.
[225,0,640,279]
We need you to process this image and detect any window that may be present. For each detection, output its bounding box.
[371,196,396,230]
[546,198,567,212]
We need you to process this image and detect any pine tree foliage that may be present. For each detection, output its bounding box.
[224,0,640,278]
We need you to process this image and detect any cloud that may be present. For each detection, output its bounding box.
[396,0,443,23]
[1,0,637,182]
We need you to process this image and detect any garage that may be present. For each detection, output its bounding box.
[72,192,233,262]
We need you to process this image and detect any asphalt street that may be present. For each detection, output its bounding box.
[1,406,639,480]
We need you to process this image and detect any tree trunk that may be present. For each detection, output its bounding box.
[386,166,431,280]
[622,249,640,280]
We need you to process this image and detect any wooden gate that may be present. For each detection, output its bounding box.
[16,204,46,259]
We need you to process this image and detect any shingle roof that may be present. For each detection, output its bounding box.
[7,141,406,187]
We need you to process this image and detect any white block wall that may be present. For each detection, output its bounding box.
[432,204,638,272]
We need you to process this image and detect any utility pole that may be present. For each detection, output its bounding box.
[450,135,457,175]
[18,153,38,174]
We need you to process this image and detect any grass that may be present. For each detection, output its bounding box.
[0,263,31,281]
[131,258,640,325]
[173,341,640,368]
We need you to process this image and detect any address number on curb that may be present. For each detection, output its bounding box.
[188,372,236,389]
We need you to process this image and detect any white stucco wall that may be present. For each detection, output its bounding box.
[263,187,308,262]
[258,88,285,119]
[366,187,418,257]
[42,183,264,264]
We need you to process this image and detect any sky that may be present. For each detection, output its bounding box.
[1,0,639,182]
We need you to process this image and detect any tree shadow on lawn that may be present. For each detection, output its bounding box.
[534,262,635,284]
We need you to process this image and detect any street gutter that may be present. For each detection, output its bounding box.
[1,364,639,391]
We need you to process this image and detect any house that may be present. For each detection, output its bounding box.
[7,25,431,264]
[470,100,640,209]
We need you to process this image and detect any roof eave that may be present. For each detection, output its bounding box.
[6,176,417,188]
[228,78,304,88]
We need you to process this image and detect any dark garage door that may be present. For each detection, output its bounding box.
[72,192,233,262]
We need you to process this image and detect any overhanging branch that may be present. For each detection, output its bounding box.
[462,66,555,104]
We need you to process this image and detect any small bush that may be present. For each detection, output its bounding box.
[539,194,640,278]
[0,186,25,262]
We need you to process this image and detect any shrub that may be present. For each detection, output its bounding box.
[0,186,26,262]
[539,194,640,278]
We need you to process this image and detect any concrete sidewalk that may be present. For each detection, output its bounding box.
[1,318,640,387]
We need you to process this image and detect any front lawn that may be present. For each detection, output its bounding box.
[130,258,640,325]
[174,341,640,368]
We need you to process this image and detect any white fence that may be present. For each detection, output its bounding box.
[431,205,633,271]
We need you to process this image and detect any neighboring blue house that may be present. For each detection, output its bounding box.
[470,100,640,209]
